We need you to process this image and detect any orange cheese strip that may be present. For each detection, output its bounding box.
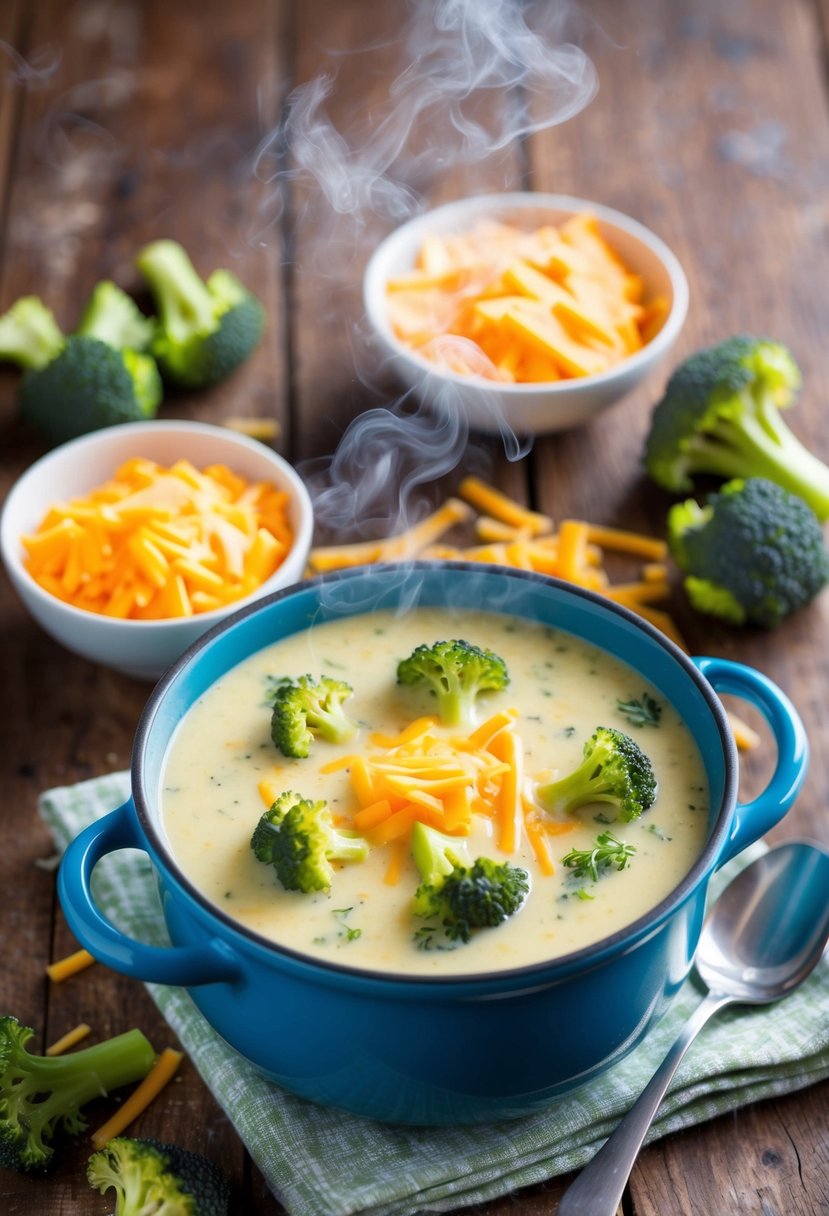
[90,1048,184,1149]
[308,499,472,572]
[22,460,294,619]
[46,1023,92,1056]
[458,477,552,536]
[46,948,96,983]
[387,215,660,383]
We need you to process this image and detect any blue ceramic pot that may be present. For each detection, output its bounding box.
[57,564,808,1125]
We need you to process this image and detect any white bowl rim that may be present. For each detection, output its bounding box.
[363,191,689,395]
[0,419,314,632]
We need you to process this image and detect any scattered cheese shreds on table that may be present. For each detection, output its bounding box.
[46,947,97,983]
[222,416,282,441]
[21,457,294,619]
[385,214,670,383]
[46,1023,92,1056]
[306,478,758,752]
[90,1046,184,1149]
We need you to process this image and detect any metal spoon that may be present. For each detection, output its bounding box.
[557,839,829,1216]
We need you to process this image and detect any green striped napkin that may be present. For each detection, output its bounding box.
[40,773,829,1216]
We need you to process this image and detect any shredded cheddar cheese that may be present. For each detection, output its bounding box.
[308,479,686,647]
[307,498,472,574]
[385,214,669,383]
[46,947,96,983]
[45,1023,92,1056]
[304,481,760,755]
[332,709,578,879]
[22,457,294,619]
[90,1047,184,1149]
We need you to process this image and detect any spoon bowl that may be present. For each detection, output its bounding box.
[557,839,829,1215]
[695,841,829,1003]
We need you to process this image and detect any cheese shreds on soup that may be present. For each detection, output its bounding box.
[160,608,709,976]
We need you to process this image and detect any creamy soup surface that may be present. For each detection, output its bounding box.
[161,608,710,976]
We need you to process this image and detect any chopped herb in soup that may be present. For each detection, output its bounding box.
[160,608,709,976]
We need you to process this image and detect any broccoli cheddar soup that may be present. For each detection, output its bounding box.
[161,608,710,976]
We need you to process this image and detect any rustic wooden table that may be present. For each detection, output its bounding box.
[1,1,828,1213]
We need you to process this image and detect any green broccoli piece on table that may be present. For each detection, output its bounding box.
[536,726,656,822]
[269,674,358,759]
[251,791,369,894]
[0,1016,155,1173]
[0,295,64,369]
[644,335,829,520]
[667,476,829,628]
[87,1136,230,1216]
[410,822,529,945]
[0,287,162,445]
[136,240,264,388]
[396,639,509,728]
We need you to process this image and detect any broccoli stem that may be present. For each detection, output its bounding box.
[0,298,64,370]
[702,406,829,521]
[135,240,216,340]
[537,760,612,816]
[12,1029,155,1150]
[333,833,373,864]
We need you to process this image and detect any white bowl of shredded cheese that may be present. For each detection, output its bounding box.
[1,420,313,680]
[363,192,689,435]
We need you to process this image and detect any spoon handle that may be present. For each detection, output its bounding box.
[556,991,733,1216]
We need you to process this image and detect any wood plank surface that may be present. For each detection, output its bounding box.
[0,1,827,1214]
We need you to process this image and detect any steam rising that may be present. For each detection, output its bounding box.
[259,0,598,542]
[6,2,599,552]
[255,0,597,247]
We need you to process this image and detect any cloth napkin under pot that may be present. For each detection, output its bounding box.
[40,772,829,1216]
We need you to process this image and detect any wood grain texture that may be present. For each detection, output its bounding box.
[0,0,828,1213]
[0,2,290,1213]
[524,1,829,1211]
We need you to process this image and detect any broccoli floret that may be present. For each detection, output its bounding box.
[0,1017,155,1173]
[251,791,369,893]
[0,296,64,370]
[644,336,829,520]
[667,477,829,628]
[410,822,529,944]
[77,280,156,353]
[0,285,162,445]
[536,726,656,821]
[87,1136,230,1216]
[396,639,510,727]
[136,240,264,388]
[269,674,358,759]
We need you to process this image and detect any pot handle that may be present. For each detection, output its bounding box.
[57,800,241,986]
[693,656,809,866]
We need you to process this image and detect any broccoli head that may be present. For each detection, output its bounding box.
[396,639,510,727]
[0,286,162,445]
[87,1136,230,1216]
[667,477,829,628]
[136,240,264,388]
[410,822,529,944]
[77,279,156,353]
[269,674,358,759]
[0,296,64,370]
[644,335,829,520]
[251,791,369,893]
[536,726,656,821]
[0,1017,155,1173]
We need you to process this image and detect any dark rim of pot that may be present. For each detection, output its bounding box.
[133,562,738,987]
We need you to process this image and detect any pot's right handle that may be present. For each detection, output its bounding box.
[57,800,241,986]
[693,656,809,867]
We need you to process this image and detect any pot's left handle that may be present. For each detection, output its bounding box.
[693,656,809,867]
[57,800,241,986]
